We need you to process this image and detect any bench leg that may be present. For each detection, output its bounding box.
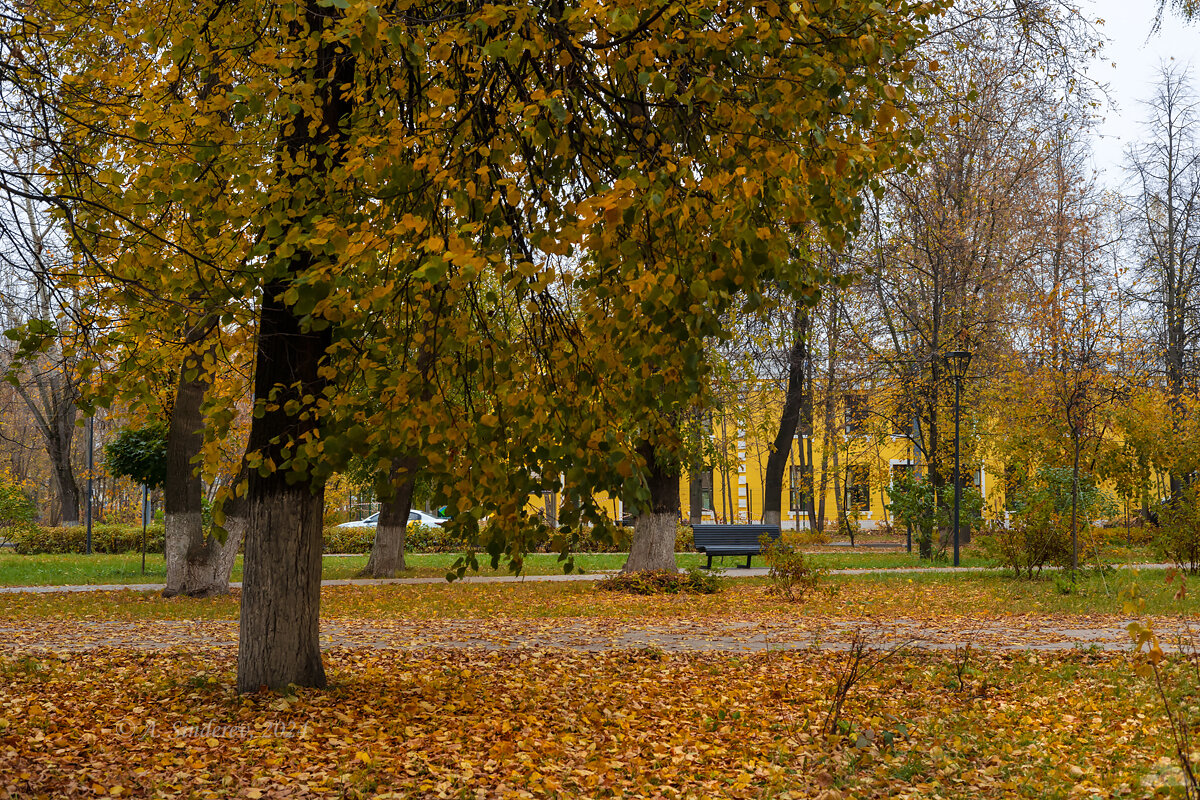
[745,554,752,569]
[706,554,713,570]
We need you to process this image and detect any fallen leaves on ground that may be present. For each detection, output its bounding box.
[0,647,1179,799]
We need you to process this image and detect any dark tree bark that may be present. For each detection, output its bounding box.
[687,410,705,525]
[762,307,808,527]
[361,461,418,578]
[238,272,332,693]
[16,371,81,525]
[622,441,681,573]
[163,335,237,598]
[687,471,704,525]
[237,1,354,694]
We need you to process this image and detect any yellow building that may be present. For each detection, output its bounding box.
[531,392,1007,531]
[679,392,1002,531]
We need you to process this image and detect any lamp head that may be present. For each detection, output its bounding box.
[944,350,972,382]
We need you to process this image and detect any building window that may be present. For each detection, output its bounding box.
[700,470,713,511]
[790,464,810,513]
[963,467,983,491]
[890,462,913,485]
[846,465,871,512]
[844,393,868,434]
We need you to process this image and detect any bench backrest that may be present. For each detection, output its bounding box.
[691,524,781,549]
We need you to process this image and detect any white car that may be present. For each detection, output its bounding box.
[336,510,448,528]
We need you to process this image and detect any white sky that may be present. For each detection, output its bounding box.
[1083,0,1198,186]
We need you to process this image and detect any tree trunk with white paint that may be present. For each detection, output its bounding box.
[622,444,681,573]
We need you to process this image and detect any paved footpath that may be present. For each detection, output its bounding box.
[0,613,1191,654]
[0,563,1190,655]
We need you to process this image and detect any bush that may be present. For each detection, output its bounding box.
[321,517,698,556]
[406,523,470,553]
[978,507,1071,579]
[675,521,695,552]
[11,523,166,555]
[595,568,723,595]
[887,471,983,559]
[321,525,375,554]
[981,467,1118,579]
[761,536,826,602]
[1155,486,1200,574]
[782,529,832,546]
[0,474,35,541]
[322,522,468,554]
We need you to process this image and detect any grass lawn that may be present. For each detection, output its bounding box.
[0,542,1161,587]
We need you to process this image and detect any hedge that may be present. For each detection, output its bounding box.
[322,521,696,555]
[323,523,468,554]
[10,524,166,555]
[8,519,698,557]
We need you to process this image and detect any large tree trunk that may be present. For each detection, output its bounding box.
[719,414,733,524]
[361,464,417,578]
[164,339,231,598]
[236,0,353,694]
[238,275,331,693]
[20,371,81,525]
[801,358,817,529]
[762,307,808,528]
[47,418,81,525]
[687,411,705,526]
[622,443,681,573]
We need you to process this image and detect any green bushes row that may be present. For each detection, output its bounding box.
[321,520,697,554]
[322,523,467,554]
[9,524,166,555]
[6,518,700,558]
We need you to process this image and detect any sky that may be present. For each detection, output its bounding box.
[1083,0,1197,187]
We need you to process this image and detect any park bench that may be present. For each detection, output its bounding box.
[691,523,781,569]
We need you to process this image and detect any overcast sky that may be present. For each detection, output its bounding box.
[1083,0,1197,187]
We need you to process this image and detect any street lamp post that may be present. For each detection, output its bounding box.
[944,350,972,568]
[86,415,94,556]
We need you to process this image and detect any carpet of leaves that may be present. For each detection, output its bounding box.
[0,645,1182,799]
[1,577,1196,798]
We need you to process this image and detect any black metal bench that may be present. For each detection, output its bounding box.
[691,524,781,569]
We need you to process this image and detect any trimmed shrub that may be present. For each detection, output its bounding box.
[321,517,697,556]
[785,529,833,546]
[11,524,166,555]
[322,522,471,554]
[675,522,695,552]
[406,523,470,553]
[321,525,375,554]
[595,568,723,595]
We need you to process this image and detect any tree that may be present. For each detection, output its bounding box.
[0,142,84,526]
[1125,64,1200,500]
[851,0,1098,552]
[163,327,245,598]
[761,304,811,529]
[104,423,167,491]
[15,0,942,691]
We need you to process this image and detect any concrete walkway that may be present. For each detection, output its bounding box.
[0,612,1191,654]
[0,563,1173,594]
